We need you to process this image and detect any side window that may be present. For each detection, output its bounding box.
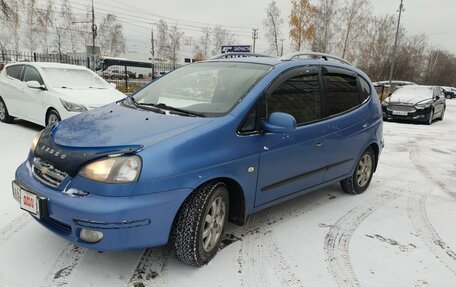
[267,74,321,125]
[23,66,44,85]
[240,105,258,134]
[359,77,371,103]
[324,74,360,116]
[5,65,24,80]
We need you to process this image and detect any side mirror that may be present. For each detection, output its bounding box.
[263,112,297,133]
[26,80,45,90]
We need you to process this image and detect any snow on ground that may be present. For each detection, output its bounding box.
[1,101,456,287]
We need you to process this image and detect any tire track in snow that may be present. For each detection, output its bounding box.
[408,144,456,276]
[324,192,398,287]
[40,244,87,287]
[409,141,456,201]
[128,246,170,287]
[0,213,31,245]
[234,192,340,287]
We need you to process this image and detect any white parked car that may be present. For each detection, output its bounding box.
[0,62,126,126]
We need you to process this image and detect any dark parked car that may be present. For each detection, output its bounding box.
[382,85,446,124]
[13,52,383,266]
[442,87,456,99]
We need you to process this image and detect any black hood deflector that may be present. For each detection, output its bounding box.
[34,125,143,177]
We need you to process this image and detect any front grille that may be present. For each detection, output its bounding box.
[41,216,72,234]
[388,105,416,112]
[32,157,68,187]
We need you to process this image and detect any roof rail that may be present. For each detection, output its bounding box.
[280,52,353,66]
[210,52,273,60]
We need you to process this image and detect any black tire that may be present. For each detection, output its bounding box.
[438,107,445,121]
[172,181,229,267]
[340,147,375,195]
[0,98,14,124]
[426,109,434,125]
[46,109,61,126]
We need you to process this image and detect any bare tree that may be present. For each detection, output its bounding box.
[357,15,397,81]
[38,0,55,54]
[98,14,126,56]
[263,1,283,56]
[338,0,371,61]
[289,0,317,52]
[193,26,211,60]
[211,25,235,56]
[56,0,79,54]
[156,20,170,59]
[23,0,41,52]
[0,0,20,51]
[312,0,339,53]
[168,25,183,65]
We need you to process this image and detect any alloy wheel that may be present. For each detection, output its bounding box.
[356,153,373,188]
[202,196,226,252]
[48,114,59,125]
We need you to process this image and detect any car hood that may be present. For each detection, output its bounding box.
[388,94,432,104]
[50,102,212,148]
[53,88,126,108]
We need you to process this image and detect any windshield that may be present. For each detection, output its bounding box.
[132,62,271,116]
[42,67,110,89]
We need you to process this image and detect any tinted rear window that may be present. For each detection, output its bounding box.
[325,74,360,116]
[6,65,23,80]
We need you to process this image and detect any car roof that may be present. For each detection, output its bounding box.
[5,62,88,70]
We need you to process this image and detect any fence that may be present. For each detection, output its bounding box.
[0,50,183,94]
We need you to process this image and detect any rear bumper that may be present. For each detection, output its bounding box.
[14,162,192,251]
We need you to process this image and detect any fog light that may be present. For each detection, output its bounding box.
[80,229,104,243]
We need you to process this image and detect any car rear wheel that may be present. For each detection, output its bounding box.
[426,109,434,125]
[0,98,14,124]
[172,181,229,266]
[46,109,61,126]
[340,147,375,195]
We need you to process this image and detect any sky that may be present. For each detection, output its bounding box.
[70,0,456,58]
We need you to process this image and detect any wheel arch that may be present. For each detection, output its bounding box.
[368,142,380,172]
[45,106,59,125]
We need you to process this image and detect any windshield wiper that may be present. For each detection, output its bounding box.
[153,103,205,117]
[127,97,165,114]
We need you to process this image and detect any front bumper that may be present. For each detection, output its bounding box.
[14,162,192,251]
[382,106,432,122]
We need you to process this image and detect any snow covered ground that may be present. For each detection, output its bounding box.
[1,101,455,287]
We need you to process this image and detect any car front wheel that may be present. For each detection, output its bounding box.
[46,109,61,126]
[0,98,14,124]
[340,147,375,195]
[172,181,229,266]
[426,109,434,125]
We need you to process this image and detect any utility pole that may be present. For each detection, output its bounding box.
[91,0,97,70]
[150,26,156,78]
[389,0,404,83]
[280,39,284,57]
[252,28,258,53]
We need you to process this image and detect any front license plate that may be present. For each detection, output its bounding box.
[20,188,40,218]
[392,111,408,116]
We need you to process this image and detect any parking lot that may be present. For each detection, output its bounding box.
[0,100,455,287]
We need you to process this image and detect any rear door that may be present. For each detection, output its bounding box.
[2,64,25,115]
[321,66,372,182]
[255,66,327,207]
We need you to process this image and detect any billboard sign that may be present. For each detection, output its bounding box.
[221,45,251,54]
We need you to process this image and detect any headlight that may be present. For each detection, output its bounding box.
[31,130,43,153]
[381,101,388,107]
[60,99,88,112]
[79,155,142,183]
[414,102,431,109]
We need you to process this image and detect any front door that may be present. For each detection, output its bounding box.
[19,66,47,123]
[255,67,326,207]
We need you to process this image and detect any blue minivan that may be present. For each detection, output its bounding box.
[13,52,383,266]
